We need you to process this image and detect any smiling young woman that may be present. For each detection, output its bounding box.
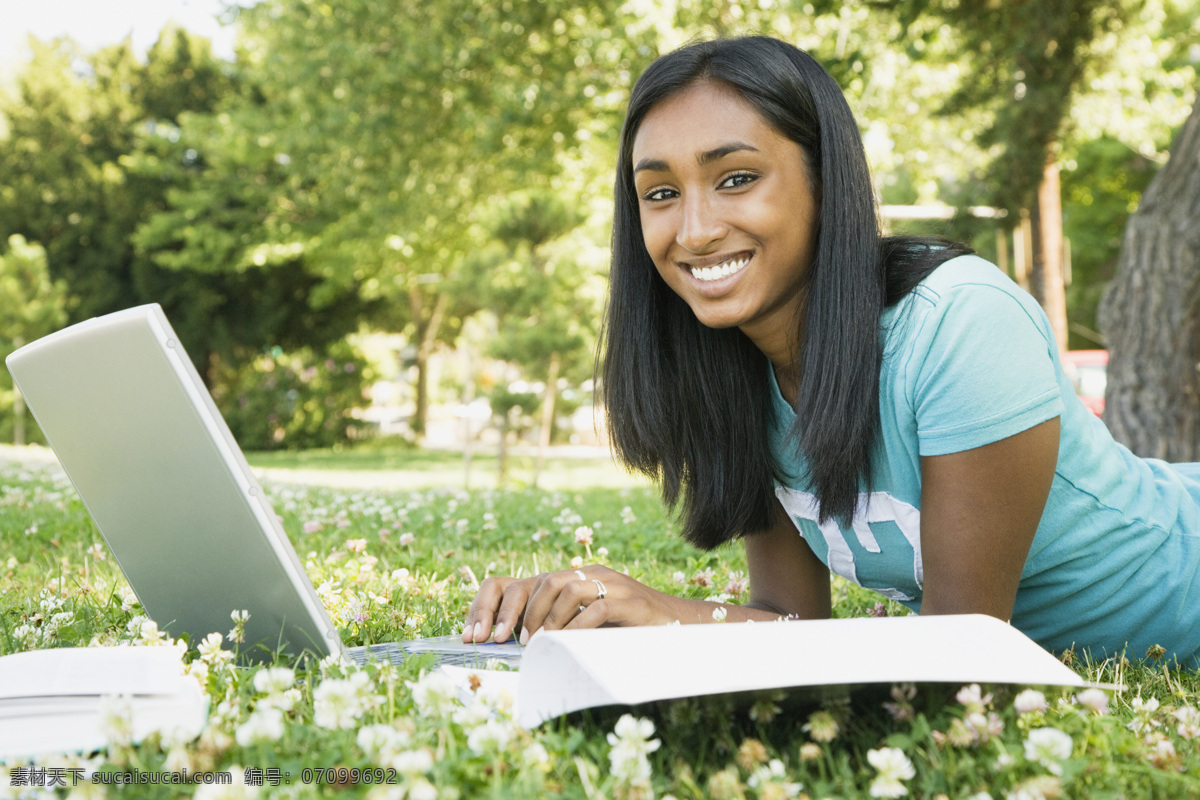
[631,81,818,365]
[462,36,1200,667]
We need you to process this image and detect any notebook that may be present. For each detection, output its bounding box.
[6,304,521,668]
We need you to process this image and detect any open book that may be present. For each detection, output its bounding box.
[0,646,207,761]
[438,614,1096,728]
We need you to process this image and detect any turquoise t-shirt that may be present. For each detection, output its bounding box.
[770,254,1200,664]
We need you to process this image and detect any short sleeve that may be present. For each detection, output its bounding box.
[900,264,1064,457]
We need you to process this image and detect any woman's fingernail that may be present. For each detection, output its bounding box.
[473,622,482,642]
[519,627,529,645]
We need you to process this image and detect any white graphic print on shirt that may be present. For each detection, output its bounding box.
[774,487,924,602]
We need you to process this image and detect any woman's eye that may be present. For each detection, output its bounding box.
[720,172,758,189]
[643,187,678,202]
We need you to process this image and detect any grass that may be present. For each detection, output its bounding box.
[2,443,1200,798]
[246,442,646,491]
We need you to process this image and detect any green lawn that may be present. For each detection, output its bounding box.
[2,443,1199,798]
[246,443,647,491]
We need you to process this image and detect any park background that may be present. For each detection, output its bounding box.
[1,0,1198,472]
[2,1,1200,798]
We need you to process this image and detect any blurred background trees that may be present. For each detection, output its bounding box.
[0,0,1196,456]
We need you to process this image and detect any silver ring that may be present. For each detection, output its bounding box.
[578,604,586,613]
[575,570,587,581]
[593,579,607,600]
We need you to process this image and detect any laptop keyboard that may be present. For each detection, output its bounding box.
[346,636,524,669]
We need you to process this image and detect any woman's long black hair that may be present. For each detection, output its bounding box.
[600,36,971,549]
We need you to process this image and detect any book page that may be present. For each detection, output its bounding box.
[0,646,191,700]
[514,615,1092,727]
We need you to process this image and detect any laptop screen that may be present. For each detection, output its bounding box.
[7,305,342,662]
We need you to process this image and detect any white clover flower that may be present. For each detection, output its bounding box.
[228,609,249,643]
[1023,727,1073,775]
[138,619,168,646]
[407,779,438,800]
[1174,705,1200,739]
[1127,696,1162,735]
[119,588,140,611]
[408,670,461,718]
[198,632,232,665]
[313,678,367,729]
[747,758,802,797]
[523,741,551,769]
[1075,688,1109,715]
[389,748,435,776]
[607,713,660,785]
[318,652,351,674]
[253,667,296,695]
[97,694,134,747]
[467,719,516,755]
[399,533,416,546]
[1013,689,1047,715]
[867,747,915,798]
[802,710,840,742]
[1005,775,1063,800]
[235,707,285,746]
[956,684,992,714]
[672,570,687,584]
[185,658,210,688]
[620,506,637,523]
[712,606,728,622]
[452,700,492,730]
[358,724,412,764]
[574,525,594,545]
[569,556,584,569]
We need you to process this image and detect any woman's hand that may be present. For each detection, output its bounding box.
[462,565,697,645]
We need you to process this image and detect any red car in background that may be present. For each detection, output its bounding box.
[1061,350,1108,417]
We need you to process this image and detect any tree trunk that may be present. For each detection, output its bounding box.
[408,288,449,439]
[1036,158,1069,352]
[1027,155,1069,352]
[1098,93,1200,461]
[532,351,561,489]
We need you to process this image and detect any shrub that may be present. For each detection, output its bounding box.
[213,340,374,451]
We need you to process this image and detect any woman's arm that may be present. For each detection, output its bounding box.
[918,416,1060,620]
[462,499,831,644]
[743,497,831,619]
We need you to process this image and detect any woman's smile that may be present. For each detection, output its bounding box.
[631,80,818,366]
[683,251,753,284]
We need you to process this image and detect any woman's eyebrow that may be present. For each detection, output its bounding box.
[633,142,760,175]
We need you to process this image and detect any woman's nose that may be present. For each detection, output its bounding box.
[676,195,727,253]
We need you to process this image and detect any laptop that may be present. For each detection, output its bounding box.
[6,304,521,668]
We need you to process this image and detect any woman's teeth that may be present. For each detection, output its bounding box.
[690,256,749,282]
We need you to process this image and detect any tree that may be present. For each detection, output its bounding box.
[0,235,68,444]
[1099,91,1200,460]
[215,0,653,435]
[475,190,594,485]
[886,0,1138,351]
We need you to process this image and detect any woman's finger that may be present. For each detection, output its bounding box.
[462,576,515,643]
[541,575,608,632]
[491,579,535,644]
[520,568,595,642]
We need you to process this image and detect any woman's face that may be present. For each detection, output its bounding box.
[631,80,818,364]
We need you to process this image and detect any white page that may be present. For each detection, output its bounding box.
[0,646,191,700]
[0,647,206,760]
[514,615,1090,727]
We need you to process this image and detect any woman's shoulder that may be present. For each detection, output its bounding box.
[910,254,1026,302]
[883,253,1058,366]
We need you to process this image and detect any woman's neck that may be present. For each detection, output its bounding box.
[773,360,801,406]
